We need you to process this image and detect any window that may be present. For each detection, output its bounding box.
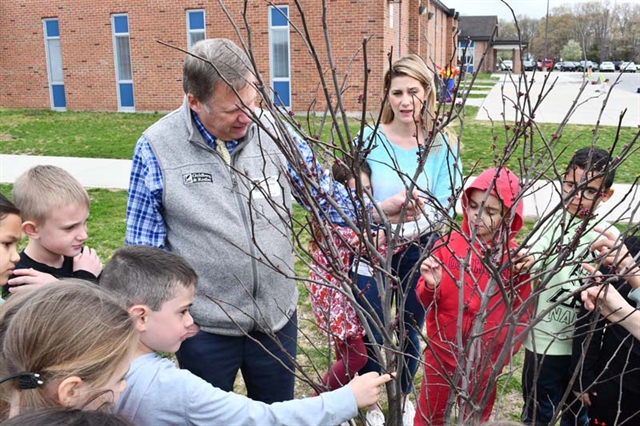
[43,19,66,110]
[458,40,475,73]
[269,6,290,108]
[112,14,134,111]
[389,3,394,28]
[187,10,206,49]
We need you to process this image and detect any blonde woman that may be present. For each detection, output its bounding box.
[354,54,462,426]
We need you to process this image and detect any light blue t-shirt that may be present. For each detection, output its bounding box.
[116,353,358,425]
[629,287,640,305]
[360,127,461,237]
[362,127,461,212]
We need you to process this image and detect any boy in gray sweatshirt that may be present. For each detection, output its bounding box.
[100,245,391,425]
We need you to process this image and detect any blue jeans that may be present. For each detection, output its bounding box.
[521,349,589,426]
[355,234,436,394]
[176,312,297,403]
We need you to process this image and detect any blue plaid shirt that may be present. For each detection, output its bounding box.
[125,110,370,248]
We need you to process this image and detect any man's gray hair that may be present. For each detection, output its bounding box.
[182,38,253,103]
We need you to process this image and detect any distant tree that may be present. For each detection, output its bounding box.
[516,15,541,52]
[502,15,540,58]
[498,19,517,38]
[561,39,582,61]
[611,2,640,60]
[579,2,613,62]
[530,8,574,60]
[521,1,639,62]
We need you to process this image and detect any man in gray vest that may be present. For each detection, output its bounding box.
[125,38,423,403]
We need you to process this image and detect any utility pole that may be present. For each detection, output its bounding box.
[544,0,550,66]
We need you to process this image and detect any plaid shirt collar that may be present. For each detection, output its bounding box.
[191,109,239,154]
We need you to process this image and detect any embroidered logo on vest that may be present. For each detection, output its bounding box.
[183,172,213,184]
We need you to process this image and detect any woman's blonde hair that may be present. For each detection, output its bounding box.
[380,54,457,147]
[0,280,137,417]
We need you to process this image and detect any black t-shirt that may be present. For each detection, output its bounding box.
[572,236,640,424]
[2,251,98,298]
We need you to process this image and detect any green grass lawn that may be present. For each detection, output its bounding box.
[0,105,636,421]
[0,184,128,260]
[0,109,162,159]
[453,106,639,183]
[2,107,637,183]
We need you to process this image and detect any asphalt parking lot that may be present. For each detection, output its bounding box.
[474,71,639,127]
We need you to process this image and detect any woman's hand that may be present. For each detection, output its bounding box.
[374,189,425,224]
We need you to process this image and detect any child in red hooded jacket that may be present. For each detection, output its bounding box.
[414,167,532,425]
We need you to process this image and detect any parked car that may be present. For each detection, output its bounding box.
[554,61,577,72]
[599,61,615,72]
[620,62,637,72]
[523,60,534,71]
[537,59,553,70]
[577,60,598,72]
[499,59,513,71]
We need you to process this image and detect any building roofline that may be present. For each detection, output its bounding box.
[432,0,457,17]
[493,39,528,48]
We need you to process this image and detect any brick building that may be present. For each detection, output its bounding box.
[457,15,526,74]
[0,0,459,113]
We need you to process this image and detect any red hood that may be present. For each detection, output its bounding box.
[462,167,524,241]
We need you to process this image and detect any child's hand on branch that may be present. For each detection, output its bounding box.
[581,264,640,340]
[348,372,393,408]
[374,229,387,249]
[349,230,387,248]
[420,256,442,289]
[573,390,594,407]
[581,264,631,319]
[591,228,639,282]
[513,250,534,273]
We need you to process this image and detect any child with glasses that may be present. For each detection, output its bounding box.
[521,147,617,426]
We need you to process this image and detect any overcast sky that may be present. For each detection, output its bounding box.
[445,0,637,20]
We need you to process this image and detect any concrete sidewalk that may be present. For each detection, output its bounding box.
[472,71,640,127]
[2,153,638,223]
[0,154,131,190]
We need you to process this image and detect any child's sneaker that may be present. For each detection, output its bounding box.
[402,398,415,426]
[366,408,385,426]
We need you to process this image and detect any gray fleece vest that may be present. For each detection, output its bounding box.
[145,101,297,335]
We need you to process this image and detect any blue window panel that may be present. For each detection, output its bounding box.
[119,83,134,107]
[114,15,129,34]
[270,7,288,27]
[188,11,205,30]
[273,81,290,107]
[45,20,59,37]
[52,84,66,108]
